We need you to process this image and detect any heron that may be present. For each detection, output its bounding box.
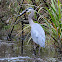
[19,7,45,54]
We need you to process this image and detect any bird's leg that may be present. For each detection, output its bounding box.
[33,42,36,56]
[38,46,41,55]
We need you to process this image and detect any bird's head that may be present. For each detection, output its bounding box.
[26,7,35,18]
[26,7,34,12]
[18,7,34,17]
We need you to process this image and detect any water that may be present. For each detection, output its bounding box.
[0,40,62,62]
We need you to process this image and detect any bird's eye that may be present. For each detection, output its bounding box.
[26,9,28,11]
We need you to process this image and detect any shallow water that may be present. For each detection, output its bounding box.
[0,40,62,62]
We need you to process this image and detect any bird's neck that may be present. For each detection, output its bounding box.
[28,10,35,26]
[28,18,34,27]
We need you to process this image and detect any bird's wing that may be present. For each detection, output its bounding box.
[31,29,45,47]
[31,23,45,37]
[31,24,45,47]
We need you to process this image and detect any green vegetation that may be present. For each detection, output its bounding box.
[44,0,62,51]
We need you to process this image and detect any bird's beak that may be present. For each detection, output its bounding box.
[17,9,28,17]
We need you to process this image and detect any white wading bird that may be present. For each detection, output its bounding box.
[19,7,45,48]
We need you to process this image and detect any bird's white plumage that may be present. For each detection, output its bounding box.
[24,7,45,47]
[19,7,45,47]
[31,23,45,47]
